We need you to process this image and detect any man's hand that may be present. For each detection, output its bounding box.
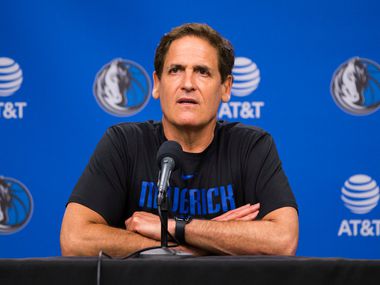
[125,211,164,241]
[212,203,260,222]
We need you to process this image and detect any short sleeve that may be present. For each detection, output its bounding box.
[68,127,128,227]
[244,134,298,218]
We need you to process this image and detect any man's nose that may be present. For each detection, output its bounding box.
[181,70,196,92]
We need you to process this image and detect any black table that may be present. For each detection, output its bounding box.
[1,255,380,285]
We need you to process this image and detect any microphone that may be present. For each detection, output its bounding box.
[156,141,182,206]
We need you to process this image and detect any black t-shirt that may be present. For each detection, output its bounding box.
[69,120,297,228]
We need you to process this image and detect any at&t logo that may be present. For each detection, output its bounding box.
[93,58,151,117]
[0,176,33,234]
[338,174,380,237]
[0,57,27,119]
[218,57,264,120]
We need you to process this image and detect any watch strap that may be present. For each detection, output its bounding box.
[175,216,192,244]
[175,219,187,244]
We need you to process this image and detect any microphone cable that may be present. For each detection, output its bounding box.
[97,250,111,285]
[96,213,182,285]
[157,206,181,245]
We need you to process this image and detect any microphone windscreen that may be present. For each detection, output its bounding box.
[156,141,183,170]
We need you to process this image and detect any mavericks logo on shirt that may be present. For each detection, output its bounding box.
[138,181,236,217]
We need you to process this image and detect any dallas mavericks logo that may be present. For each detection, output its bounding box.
[331,57,380,115]
[231,57,260,97]
[93,58,151,117]
[0,57,23,97]
[0,176,33,234]
[341,174,379,214]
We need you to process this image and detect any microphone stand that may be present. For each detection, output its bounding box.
[159,190,169,248]
[138,171,192,258]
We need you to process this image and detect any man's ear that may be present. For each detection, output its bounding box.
[152,71,160,99]
[221,75,233,102]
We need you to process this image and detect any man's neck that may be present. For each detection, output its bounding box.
[162,118,216,153]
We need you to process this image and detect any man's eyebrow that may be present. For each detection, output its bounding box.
[165,64,214,74]
[166,64,185,70]
[193,65,212,71]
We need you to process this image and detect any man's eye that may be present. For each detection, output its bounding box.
[169,67,180,74]
[197,68,211,76]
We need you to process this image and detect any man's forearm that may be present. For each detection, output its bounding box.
[61,221,159,257]
[61,202,163,257]
[184,208,298,256]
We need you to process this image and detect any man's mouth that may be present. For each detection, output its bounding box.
[177,98,198,104]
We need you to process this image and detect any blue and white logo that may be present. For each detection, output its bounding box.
[0,176,33,234]
[0,57,23,97]
[218,56,263,120]
[94,58,151,117]
[231,57,261,97]
[341,174,379,214]
[331,57,380,115]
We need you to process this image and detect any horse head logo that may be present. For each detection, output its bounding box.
[94,58,151,117]
[331,57,380,115]
[0,179,11,224]
[0,176,33,234]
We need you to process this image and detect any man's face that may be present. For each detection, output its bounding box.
[152,36,232,129]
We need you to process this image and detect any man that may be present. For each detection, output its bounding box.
[60,23,298,256]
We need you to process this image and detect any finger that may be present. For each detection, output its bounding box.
[236,210,259,221]
[221,205,258,220]
[142,212,162,224]
[134,211,151,218]
[125,213,145,231]
[223,204,250,216]
[132,211,156,218]
[214,204,261,221]
[212,215,223,221]
[125,216,131,226]
[212,204,251,221]
[213,205,251,221]
[125,217,135,231]
[250,203,260,212]
[227,203,259,217]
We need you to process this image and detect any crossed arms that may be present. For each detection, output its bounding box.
[60,202,298,256]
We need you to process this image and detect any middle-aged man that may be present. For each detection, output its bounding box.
[60,23,298,256]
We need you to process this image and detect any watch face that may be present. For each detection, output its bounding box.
[175,216,193,223]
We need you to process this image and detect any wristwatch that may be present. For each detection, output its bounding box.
[174,216,193,244]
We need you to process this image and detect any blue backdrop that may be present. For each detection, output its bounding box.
[1,0,379,258]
